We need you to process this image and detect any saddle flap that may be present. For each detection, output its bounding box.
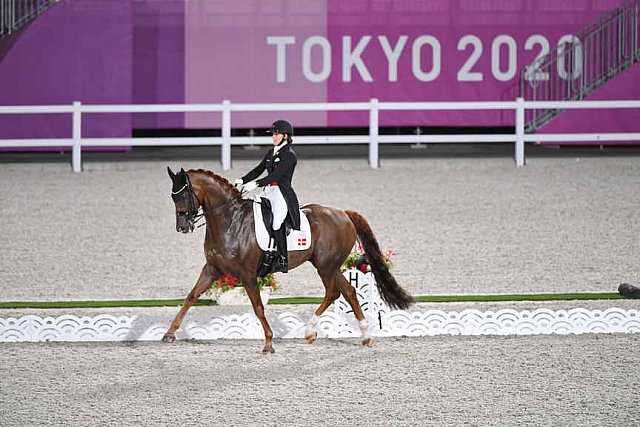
[253,196,311,252]
[259,197,274,238]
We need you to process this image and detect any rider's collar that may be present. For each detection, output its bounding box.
[272,140,288,156]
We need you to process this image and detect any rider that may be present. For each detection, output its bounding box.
[234,119,300,274]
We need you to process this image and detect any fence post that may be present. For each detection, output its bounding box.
[369,98,379,169]
[515,97,525,166]
[221,100,231,171]
[72,101,82,172]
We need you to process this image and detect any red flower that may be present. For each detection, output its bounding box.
[359,263,369,273]
[210,272,280,294]
[213,274,240,292]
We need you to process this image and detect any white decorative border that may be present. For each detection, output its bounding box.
[1,308,639,343]
[378,307,640,337]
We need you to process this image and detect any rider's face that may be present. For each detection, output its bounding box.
[272,132,285,145]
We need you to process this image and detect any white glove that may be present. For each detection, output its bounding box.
[233,178,243,190]
[242,181,258,192]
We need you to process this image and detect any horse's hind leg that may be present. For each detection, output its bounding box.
[304,269,341,344]
[334,271,374,347]
[162,264,217,342]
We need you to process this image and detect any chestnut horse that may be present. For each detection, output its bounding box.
[164,167,413,354]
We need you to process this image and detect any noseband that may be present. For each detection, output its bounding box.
[172,173,205,228]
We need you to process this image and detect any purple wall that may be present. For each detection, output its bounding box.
[0,0,186,140]
[0,0,637,142]
[133,1,185,130]
[0,1,133,139]
[323,0,640,128]
[183,0,328,128]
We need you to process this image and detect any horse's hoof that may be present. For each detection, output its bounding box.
[304,332,317,344]
[161,334,175,343]
[362,337,374,347]
[262,347,275,355]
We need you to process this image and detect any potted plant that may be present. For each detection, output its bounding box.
[204,273,280,305]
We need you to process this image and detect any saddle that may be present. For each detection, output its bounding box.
[252,196,311,252]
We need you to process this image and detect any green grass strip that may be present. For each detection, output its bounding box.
[271,293,623,305]
[0,299,216,310]
[0,292,623,310]
[413,292,623,303]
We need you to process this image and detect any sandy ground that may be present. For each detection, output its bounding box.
[1,157,639,301]
[1,156,639,426]
[1,334,639,426]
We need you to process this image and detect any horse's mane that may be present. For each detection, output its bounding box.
[188,169,242,198]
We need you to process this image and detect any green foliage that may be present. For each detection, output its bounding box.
[341,244,395,273]
[203,273,280,297]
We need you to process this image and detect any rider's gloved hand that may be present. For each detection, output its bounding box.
[233,179,243,190]
[242,181,258,192]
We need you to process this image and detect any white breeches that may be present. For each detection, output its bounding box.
[261,186,287,230]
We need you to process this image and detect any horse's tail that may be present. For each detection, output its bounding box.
[345,210,415,310]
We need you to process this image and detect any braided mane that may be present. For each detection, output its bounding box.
[188,169,242,198]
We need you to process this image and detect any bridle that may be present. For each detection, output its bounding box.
[171,171,243,231]
[172,172,205,229]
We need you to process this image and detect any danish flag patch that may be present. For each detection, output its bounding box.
[297,237,307,246]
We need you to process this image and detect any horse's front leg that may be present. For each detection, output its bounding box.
[162,264,218,342]
[242,276,274,354]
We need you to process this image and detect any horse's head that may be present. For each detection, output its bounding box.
[167,167,200,233]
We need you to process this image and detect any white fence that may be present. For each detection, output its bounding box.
[1,98,640,172]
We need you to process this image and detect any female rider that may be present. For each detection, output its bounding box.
[234,119,300,274]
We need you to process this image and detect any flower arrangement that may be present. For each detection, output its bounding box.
[340,244,396,273]
[210,274,240,293]
[256,274,280,292]
[204,273,280,297]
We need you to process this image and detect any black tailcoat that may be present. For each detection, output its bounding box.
[241,144,301,230]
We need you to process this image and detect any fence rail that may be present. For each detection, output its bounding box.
[1,98,639,172]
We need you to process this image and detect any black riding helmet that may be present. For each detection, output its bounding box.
[268,119,293,137]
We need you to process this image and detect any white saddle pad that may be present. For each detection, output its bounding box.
[252,196,311,251]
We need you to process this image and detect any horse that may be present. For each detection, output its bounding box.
[164,167,414,354]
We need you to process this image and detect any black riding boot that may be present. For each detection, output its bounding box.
[257,247,276,277]
[273,227,288,273]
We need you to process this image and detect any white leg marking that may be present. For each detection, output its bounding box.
[359,319,369,340]
[305,314,319,336]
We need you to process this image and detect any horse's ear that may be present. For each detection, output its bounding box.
[167,167,176,180]
[180,167,185,173]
